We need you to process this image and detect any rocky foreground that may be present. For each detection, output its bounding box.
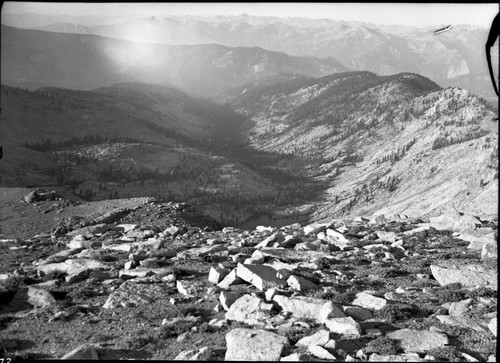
[0,192,497,361]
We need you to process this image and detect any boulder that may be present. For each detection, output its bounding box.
[208,267,230,284]
[225,294,273,326]
[236,263,288,290]
[273,295,345,322]
[323,316,362,337]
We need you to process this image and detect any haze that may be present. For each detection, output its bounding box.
[2,2,498,28]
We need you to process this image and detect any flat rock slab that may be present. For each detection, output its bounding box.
[323,316,362,337]
[236,263,288,290]
[103,281,175,309]
[225,294,273,326]
[430,263,497,290]
[436,315,489,332]
[273,295,345,322]
[225,328,288,361]
[386,329,449,353]
[352,292,387,311]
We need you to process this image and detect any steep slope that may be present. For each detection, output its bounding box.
[14,15,497,103]
[0,25,347,98]
[229,71,498,220]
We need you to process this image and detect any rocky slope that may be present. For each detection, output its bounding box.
[0,189,497,360]
[227,71,498,222]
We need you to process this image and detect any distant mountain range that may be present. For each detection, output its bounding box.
[0,25,347,98]
[2,13,497,103]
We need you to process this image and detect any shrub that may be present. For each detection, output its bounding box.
[374,303,425,323]
[364,336,399,355]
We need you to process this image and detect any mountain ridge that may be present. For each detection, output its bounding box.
[5,13,495,102]
[0,25,348,98]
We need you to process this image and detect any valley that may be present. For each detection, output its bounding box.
[0,83,325,228]
[1,69,497,229]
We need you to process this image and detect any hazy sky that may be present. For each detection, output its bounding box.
[2,2,499,28]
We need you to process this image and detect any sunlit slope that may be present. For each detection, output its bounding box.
[230,71,498,218]
[0,25,347,98]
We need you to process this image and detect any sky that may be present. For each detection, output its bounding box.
[2,2,499,28]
